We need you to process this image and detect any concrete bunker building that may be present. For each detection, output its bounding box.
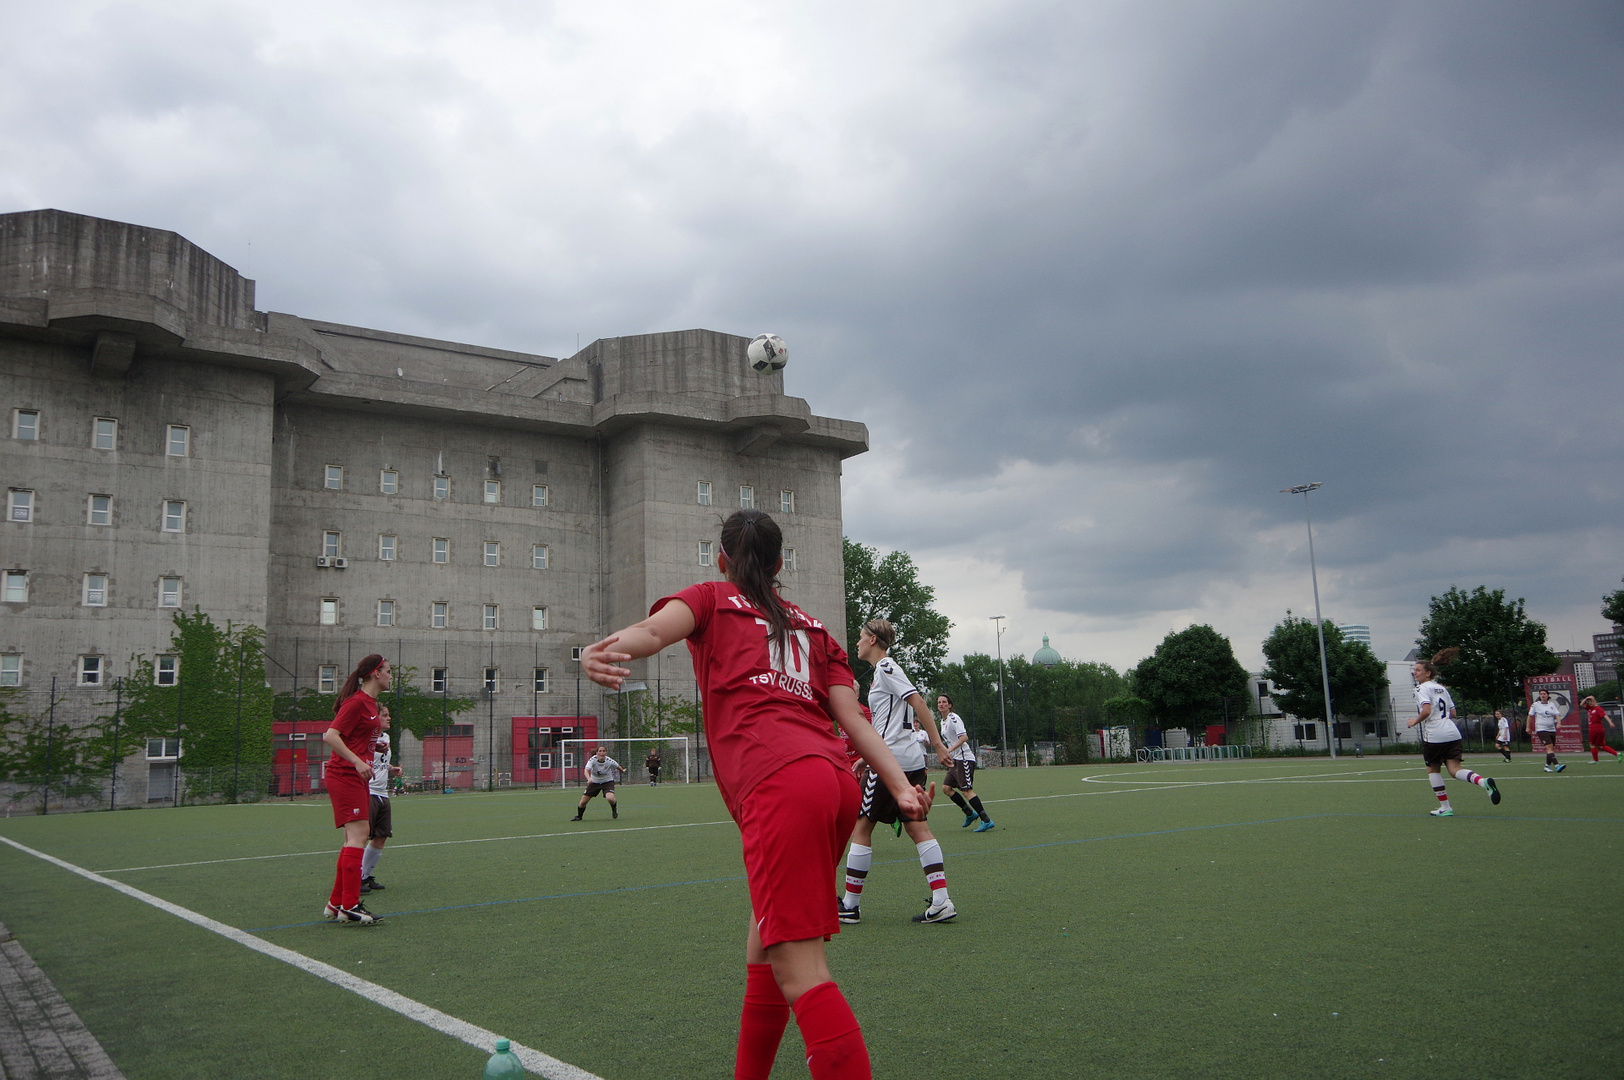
[0,209,867,804]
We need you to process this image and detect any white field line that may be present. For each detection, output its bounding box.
[998,764,1606,803]
[98,818,733,874]
[0,834,601,1080]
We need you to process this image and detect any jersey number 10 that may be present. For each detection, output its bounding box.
[756,619,812,683]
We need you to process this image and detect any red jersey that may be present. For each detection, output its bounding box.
[653,580,854,817]
[1587,704,1608,730]
[325,691,381,775]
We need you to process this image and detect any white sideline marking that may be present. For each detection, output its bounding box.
[99,818,733,874]
[0,834,602,1080]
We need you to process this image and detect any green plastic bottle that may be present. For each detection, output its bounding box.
[483,1037,524,1078]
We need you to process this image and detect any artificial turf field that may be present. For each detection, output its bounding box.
[1,756,1620,1080]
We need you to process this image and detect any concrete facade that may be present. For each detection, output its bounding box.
[0,209,866,803]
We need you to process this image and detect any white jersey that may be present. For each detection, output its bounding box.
[584,756,622,784]
[1413,680,1461,743]
[1528,700,1561,732]
[868,657,926,772]
[1496,717,1512,742]
[939,712,975,762]
[367,737,392,798]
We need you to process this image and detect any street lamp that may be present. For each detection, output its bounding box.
[991,616,1010,764]
[1280,482,1337,759]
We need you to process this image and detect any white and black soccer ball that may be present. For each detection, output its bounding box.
[747,333,788,373]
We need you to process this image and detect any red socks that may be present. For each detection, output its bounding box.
[334,846,363,908]
[735,964,789,1080]
[792,981,870,1080]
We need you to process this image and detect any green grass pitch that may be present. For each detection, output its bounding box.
[2,758,1620,1079]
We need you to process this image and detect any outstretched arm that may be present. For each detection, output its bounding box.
[582,601,697,689]
[828,684,931,819]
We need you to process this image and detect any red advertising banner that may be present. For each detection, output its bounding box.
[1525,674,1584,754]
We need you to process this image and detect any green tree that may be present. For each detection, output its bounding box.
[1602,578,1624,626]
[1260,614,1388,722]
[275,664,477,740]
[1129,625,1251,729]
[1414,586,1558,712]
[843,537,952,689]
[934,652,1128,753]
[0,688,102,806]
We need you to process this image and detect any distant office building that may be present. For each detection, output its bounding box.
[1336,623,1372,648]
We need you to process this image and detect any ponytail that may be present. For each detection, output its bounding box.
[719,510,793,661]
[336,654,386,715]
[1415,647,1460,682]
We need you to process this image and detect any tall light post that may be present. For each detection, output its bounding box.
[991,616,1009,764]
[1280,482,1337,759]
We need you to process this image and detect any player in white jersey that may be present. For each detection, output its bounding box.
[572,746,624,820]
[936,694,993,831]
[1493,709,1513,763]
[1527,690,1566,772]
[362,707,402,893]
[838,618,957,925]
[1406,648,1500,816]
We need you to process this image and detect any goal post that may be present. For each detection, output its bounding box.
[559,737,693,787]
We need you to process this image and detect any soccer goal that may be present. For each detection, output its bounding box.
[559,737,693,787]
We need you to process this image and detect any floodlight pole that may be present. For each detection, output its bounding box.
[1281,483,1337,759]
[992,616,1009,764]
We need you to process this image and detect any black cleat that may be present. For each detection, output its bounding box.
[1484,777,1501,805]
[611,804,618,819]
[361,875,385,893]
[339,901,381,925]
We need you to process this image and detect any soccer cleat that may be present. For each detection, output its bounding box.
[911,897,957,923]
[570,813,583,821]
[1484,778,1501,805]
[1543,766,1554,772]
[1429,808,1454,817]
[611,804,618,819]
[837,902,861,924]
[974,819,995,832]
[323,902,340,920]
[892,820,904,838]
[361,875,384,892]
[339,902,381,924]
[962,812,977,828]
[1554,763,1566,772]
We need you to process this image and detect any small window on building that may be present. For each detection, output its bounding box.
[2,571,25,603]
[696,481,712,506]
[533,668,548,693]
[433,538,449,563]
[380,470,398,494]
[0,654,20,686]
[434,475,450,500]
[13,410,39,441]
[1293,723,1318,742]
[8,489,34,522]
[571,646,585,661]
[320,598,338,625]
[483,604,499,630]
[783,547,796,572]
[156,655,178,686]
[532,484,548,507]
[325,465,343,490]
[377,599,395,627]
[318,665,337,693]
[323,531,341,558]
[484,480,501,504]
[378,535,396,561]
[93,417,117,450]
[79,655,103,686]
[159,577,181,608]
[88,494,112,526]
[431,667,447,693]
[431,601,448,628]
[531,606,548,631]
[532,544,549,570]
[698,540,713,566]
[739,485,754,509]
[484,667,499,693]
[83,574,108,607]
[166,425,189,457]
[484,541,500,567]
[146,737,181,759]
[780,490,795,514]
[163,501,186,532]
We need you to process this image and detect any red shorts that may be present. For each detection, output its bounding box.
[325,767,370,828]
[735,756,860,950]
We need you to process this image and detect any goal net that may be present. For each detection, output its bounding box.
[559,737,693,787]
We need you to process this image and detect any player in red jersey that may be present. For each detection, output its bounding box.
[321,654,391,925]
[1582,695,1619,762]
[583,509,929,1080]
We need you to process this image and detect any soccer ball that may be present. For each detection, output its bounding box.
[748,333,788,373]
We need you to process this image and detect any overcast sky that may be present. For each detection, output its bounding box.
[5,0,1621,672]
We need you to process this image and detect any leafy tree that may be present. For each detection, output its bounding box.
[1261,614,1388,722]
[1603,578,1624,626]
[934,651,1127,751]
[0,688,102,806]
[274,663,477,741]
[1129,625,1251,729]
[1414,586,1558,712]
[843,537,952,689]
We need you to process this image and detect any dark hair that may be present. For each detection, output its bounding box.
[936,692,953,706]
[336,654,387,714]
[719,510,793,661]
[862,617,896,650]
[1414,647,1460,681]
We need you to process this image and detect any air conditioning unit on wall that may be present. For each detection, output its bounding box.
[333,558,348,568]
[315,556,330,567]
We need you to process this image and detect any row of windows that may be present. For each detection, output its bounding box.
[323,464,552,506]
[316,599,549,631]
[0,654,111,687]
[10,411,191,455]
[2,570,182,608]
[696,483,795,513]
[0,652,586,690]
[305,665,559,695]
[319,532,550,568]
[6,490,190,529]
